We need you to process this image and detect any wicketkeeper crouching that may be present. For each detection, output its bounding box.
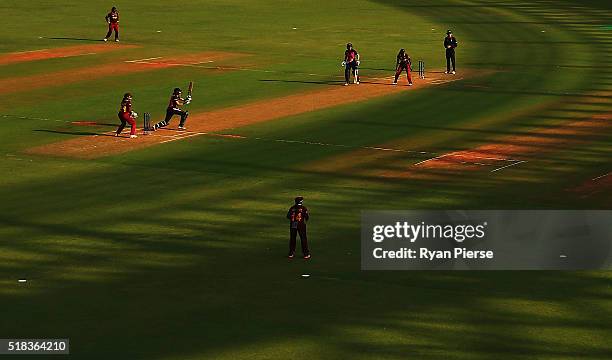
[287,196,311,259]
[151,87,191,131]
[115,92,138,138]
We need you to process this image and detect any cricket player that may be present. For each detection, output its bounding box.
[115,92,137,138]
[444,30,458,74]
[152,87,191,130]
[342,43,360,85]
[393,48,413,86]
[103,7,120,42]
[286,196,310,259]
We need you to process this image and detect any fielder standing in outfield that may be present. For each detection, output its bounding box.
[115,93,137,138]
[342,43,360,85]
[152,87,191,130]
[287,196,311,259]
[103,7,120,42]
[444,29,458,74]
[393,48,413,86]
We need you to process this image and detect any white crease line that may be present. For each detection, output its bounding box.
[413,153,450,166]
[132,61,220,67]
[54,52,97,59]
[445,154,519,162]
[143,133,178,138]
[592,172,610,181]
[170,132,200,139]
[491,160,527,173]
[160,132,201,143]
[412,150,522,168]
[9,49,49,54]
[125,56,162,63]
[364,146,409,153]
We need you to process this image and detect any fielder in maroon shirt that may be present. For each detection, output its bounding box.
[393,48,413,86]
[287,196,311,259]
[115,93,137,138]
[104,7,120,42]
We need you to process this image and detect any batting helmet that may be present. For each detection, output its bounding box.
[294,196,304,205]
[173,87,182,94]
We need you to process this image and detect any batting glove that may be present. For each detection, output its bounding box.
[131,111,138,118]
[341,61,346,66]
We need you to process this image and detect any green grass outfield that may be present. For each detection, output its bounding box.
[1,0,611,359]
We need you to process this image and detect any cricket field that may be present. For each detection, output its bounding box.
[1,0,610,358]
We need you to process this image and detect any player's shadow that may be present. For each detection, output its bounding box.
[34,129,115,137]
[259,79,346,86]
[360,66,394,71]
[45,37,104,42]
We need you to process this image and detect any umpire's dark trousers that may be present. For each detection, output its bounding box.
[446,49,456,72]
[289,226,309,256]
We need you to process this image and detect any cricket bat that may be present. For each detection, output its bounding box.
[187,81,194,97]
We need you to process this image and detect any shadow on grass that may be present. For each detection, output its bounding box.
[33,129,115,137]
[3,0,611,359]
[45,37,104,42]
[259,79,345,85]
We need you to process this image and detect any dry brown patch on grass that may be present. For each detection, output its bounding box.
[383,113,610,179]
[0,51,239,96]
[568,173,611,200]
[0,44,138,66]
[302,106,609,182]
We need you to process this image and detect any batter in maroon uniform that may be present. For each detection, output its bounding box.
[104,7,120,42]
[286,196,311,259]
[115,92,137,138]
[393,48,413,86]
